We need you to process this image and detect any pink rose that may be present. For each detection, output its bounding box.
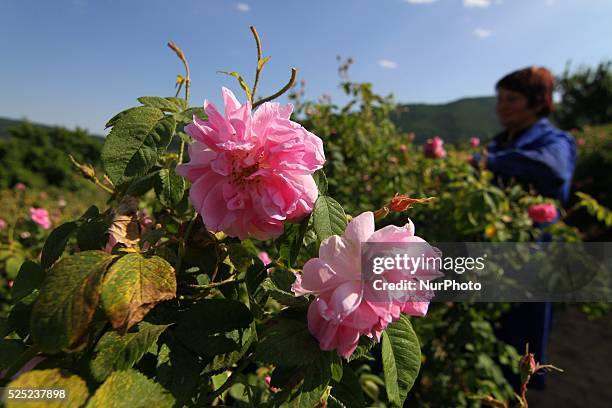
[470,137,480,147]
[177,88,325,240]
[399,144,407,153]
[577,137,585,146]
[423,136,446,159]
[14,182,26,190]
[293,212,441,358]
[258,251,272,266]
[29,208,51,229]
[528,203,557,223]
[0,218,7,231]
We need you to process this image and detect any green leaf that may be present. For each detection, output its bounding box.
[155,168,185,208]
[90,322,170,382]
[174,298,253,359]
[218,71,252,101]
[381,315,421,407]
[100,253,177,333]
[202,325,254,375]
[0,339,26,370]
[312,196,347,243]
[275,216,310,267]
[5,369,89,408]
[31,251,115,353]
[174,107,206,124]
[156,342,202,406]
[260,269,308,307]
[101,106,176,184]
[137,96,187,112]
[105,107,140,129]
[256,316,333,368]
[330,366,366,408]
[274,364,331,408]
[40,221,78,268]
[313,169,328,195]
[11,261,44,302]
[346,336,376,362]
[85,369,175,408]
[77,215,111,251]
[126,170,161,196]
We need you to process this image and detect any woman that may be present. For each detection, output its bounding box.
[472,66,577,389]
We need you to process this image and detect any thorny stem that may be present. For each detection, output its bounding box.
[250,26,263,105]
[253,68,297,110]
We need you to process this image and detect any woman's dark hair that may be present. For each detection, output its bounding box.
[496,66,555,117]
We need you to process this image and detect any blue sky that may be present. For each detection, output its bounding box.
[1,0,611,135]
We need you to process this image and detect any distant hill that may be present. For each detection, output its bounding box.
[3,96,500,146]
[390,96,500,144]
[0,117,104,142]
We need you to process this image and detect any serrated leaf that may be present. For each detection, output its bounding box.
[156,342,202,405]
[155,168,185,208]
[77,215,111,251]
[100,253,176,333]
[256,316,334,368]
[126,170,161,196]
[85,369,175,408]
[105,107,140,129]
[218,71,252,101]
[174,299,253,359]
[101,106,176,184]
[275,217,310,267]
[313,169,328,195]
[174,107,206,124]
[330,366,366,408]
[137,96,187,112]
[40,221,78,268]
[30,251,115,353]
[312,196,347,243]
[260,269,308,307]
[5,368,89,408]
[90,322,170,382]
[381,315,421,407]
[11,261,44,302]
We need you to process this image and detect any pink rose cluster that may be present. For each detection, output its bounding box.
[528,203,557,223]
[177,88,325,240]
[292,212,442,358]
[423,136,446,159]
[470,137,480,147]
[30,208,51,230]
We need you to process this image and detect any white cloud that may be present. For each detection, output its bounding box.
[236,3,250,12]
[404,0,438,4]
[378,59,399,69]
[464,0,491,7]
[473,28,492,38]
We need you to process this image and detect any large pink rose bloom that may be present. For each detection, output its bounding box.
[177,88,325,240]
[292,212,442,358]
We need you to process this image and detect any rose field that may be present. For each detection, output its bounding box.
[1,23,612,408]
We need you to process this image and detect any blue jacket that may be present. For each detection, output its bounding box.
[480,118,576,205]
